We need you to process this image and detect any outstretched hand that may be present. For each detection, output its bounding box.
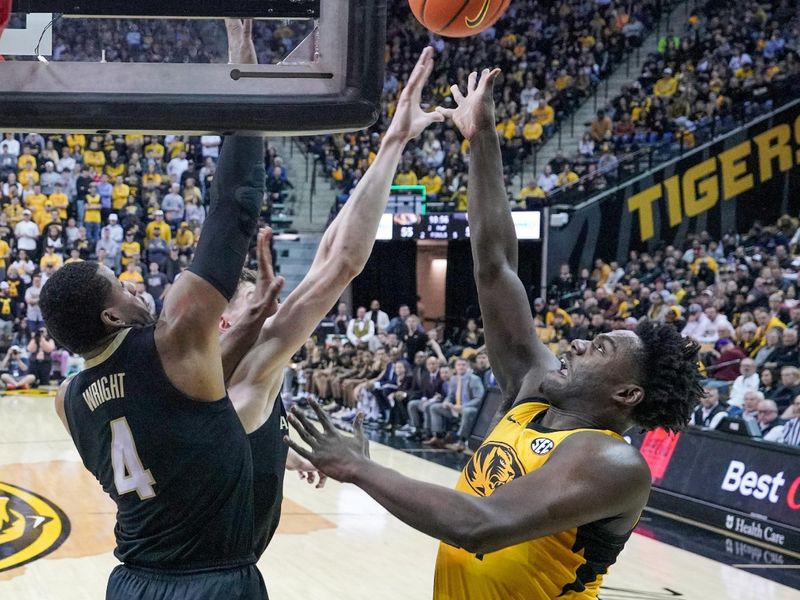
[284,399,370,483]
[386,47,445,143]
[225,18,256,65]
[253,227,283,320]
[436,68,501,141]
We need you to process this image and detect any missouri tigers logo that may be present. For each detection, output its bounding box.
[0,482,69,572]
[465,0,492,28]
[464,442,525,496]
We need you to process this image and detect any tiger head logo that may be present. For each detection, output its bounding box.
[0,483,69,573]
[464,442,525,496]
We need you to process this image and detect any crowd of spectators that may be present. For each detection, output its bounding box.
[306,0,673,209]
[0,131,291,387]
[283,300,494,455]
[544,215,800,446]
[533,0,800,202]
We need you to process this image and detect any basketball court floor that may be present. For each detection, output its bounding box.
[1,391,798,599]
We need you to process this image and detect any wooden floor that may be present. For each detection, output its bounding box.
[1,392,797,600]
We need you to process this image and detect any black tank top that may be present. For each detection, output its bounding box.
[63,326,256,572]
[248,395,289,558]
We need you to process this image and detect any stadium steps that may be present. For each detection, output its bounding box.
[273,234,322,296]
[273,138,331,233]
[513,0,701,194]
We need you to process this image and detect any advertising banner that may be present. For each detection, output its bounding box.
[628,428,800,551]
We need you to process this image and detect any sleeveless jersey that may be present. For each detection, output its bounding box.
[434,401,633,600]
[63,326,256,572]
[249,395,289,557]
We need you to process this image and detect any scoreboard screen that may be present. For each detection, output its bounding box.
[376,211,542,241]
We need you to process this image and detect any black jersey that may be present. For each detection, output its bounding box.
[63,326,256,572]
[248,396,289,558]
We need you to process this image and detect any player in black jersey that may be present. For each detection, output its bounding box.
[216,46,446,560]
[39,21,283,600]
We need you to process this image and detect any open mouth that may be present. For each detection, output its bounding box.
[558,355,568,378]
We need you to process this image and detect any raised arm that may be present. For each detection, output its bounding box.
[438,70,559,408]
[227,48,444,391]
[287,401,649,554]
[155,20,264,401]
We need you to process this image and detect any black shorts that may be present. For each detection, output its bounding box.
[107,563,267,600]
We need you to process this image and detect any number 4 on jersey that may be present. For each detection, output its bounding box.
[110,417,156,499]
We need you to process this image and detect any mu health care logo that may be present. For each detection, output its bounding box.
[0,482,69,572]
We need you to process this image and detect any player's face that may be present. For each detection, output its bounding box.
[541,331,643,411]
[98,266,154,329]
[219,282,255,334]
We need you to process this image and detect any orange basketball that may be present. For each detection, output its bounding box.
[408,0,511,38]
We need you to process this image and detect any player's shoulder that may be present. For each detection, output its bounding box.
[555,430,650,486]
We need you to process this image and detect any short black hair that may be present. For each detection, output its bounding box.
[632,321,703,432]
[40,261,112,354]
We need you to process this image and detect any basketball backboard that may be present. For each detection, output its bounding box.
[0,0,385,134]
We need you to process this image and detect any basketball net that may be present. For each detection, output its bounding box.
[0,0,11,62]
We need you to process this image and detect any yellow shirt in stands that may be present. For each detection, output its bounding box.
[653,76,678,97]
[105,161,126,179]
[545,308,573,326]
[120,241,141,266]
[84,195,102,223]
[533,104,555,126]
[421,175,443,196]
[112,184,131,210]
[434,401,628,600]
[689,256,718,275]
[144,142,166,160]
[557,171,579,187]
[142,173,163,188]
[168,139,186,159]
[4,204,23,226]
[40,254,63,270]
[125,134,144,147]
[84,150,106,169]
[17,154,37,170]
[66,134,86,150]
[25,193,48,214]
[49,192,69,220]
[146,221,172,242]
[19,169,39,187]
[523,122,543,141]
[175,228,195,248]
[119,270,144,284]
[394,171,418,186]
[0,239,10,268]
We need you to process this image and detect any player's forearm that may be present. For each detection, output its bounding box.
[468,129,518,275]
[221,305,271,383]
[315,135,405,279]
[351,459,485,552]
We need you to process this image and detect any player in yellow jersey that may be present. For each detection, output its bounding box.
[286,69,703,600]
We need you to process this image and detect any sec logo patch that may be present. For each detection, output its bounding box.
[0,481,70,573]
[531,438,554,455]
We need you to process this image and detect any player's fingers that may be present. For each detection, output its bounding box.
[353,412,366,443]
[450,85,465,105]
[467,71,478,93]
[308,398,337,435]
[480,68,501,92]
[288,411,321,445]
[435,107,455,120]
[224,18,242,36]
[426,109,445,124]
[243,18,253,36]
[316,473,328,489]
[306,471,316,485]
[283,437,314,462]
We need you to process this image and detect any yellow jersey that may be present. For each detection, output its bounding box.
[434,401,629,600]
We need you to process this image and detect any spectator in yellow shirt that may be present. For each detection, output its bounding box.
[39,246,63,271]
[516,181,546,208]
[64,248,83,265]
[17,147,37,171]
[84,186,103,242]
[19,164,39,187]
[394,167,418,186]
[452,186,468,212]
[26,185,48,214]
[4,197,24,227]
[142,163,163,189]
[145,210,172,242]
[120,230,141,267]
[0,236,10,278]
[420,169,443,200]
[49,183,69,220]
[112,176,131,210]
[119,261,145,284]
[557,164,579,187]
[83,140,106,169]
[144,138,166,161]
[653,68,678,97]
[533,100,555,135]
[66,133,86,151]
[523,118,543,147]
[175,222,195,256]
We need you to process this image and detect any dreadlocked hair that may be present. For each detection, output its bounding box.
[632,320,704,432]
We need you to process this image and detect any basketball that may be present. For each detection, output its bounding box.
[408,0,510,37]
